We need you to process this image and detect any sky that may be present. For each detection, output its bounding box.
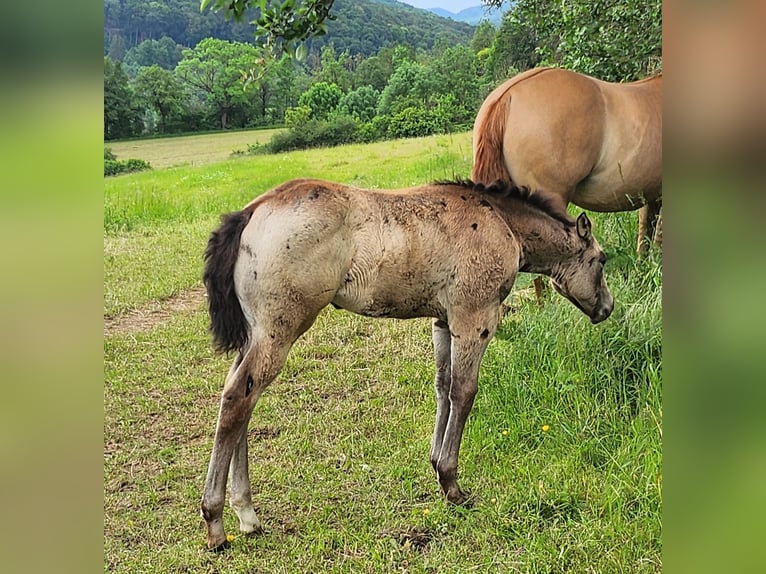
[397,1,484,12]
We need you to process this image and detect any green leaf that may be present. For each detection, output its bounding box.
[295,43,308,62]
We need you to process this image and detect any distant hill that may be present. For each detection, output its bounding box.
[427,5,503,25]
[104,0,476,60]
[314,0,476,55]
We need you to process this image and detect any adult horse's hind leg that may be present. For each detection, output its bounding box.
[637,197,662,255]
[653,206,663,248]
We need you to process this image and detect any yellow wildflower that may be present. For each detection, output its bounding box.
[226,534,235,542]
[542,424,550,432]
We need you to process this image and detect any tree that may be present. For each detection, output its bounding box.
[354,54,391,91]
[298,81,343,120]
[104,57,143,140]
[134,65,183,133]
[123,36,184,72]
[489,0,662,81]
[485,10,540,81]
[430,45,488,125]
[175,38,261,129]
[249,55,303,125]
[107,33,128,60]
[202,0,336,57]
[377,60,429,117]
[338,86,379,123]
[314,44,353,92]
[470,21,496,55]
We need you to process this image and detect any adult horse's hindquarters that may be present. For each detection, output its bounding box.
[473,67,662,253]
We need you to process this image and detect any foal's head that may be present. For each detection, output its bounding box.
[551,213,614,324]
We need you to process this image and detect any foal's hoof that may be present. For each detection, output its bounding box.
[243,524,264,538]
[207,539,231,553]
[446,489,474,508]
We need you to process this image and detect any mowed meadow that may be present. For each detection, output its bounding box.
[104,130,662,573]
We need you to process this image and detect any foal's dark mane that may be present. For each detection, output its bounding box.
[434,178,574,226]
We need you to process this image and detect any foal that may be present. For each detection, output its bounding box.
[201,178,613,550]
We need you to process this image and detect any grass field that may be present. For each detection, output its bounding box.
[104,132,662,572]
[106,128,284,169]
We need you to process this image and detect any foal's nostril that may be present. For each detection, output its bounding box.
[591,304,612,324]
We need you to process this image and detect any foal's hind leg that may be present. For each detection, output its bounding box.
[201,334,294,550]
[228,420,261,536]
[429,319,452,474]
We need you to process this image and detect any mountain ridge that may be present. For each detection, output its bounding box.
[426,5,503,25]
[104,0,476,60]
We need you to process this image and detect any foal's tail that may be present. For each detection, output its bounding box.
[203,208,254,354]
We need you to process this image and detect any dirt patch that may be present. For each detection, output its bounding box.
[104,285,207,337]
[378,526,434,551]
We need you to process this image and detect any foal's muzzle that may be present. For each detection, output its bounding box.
[589,291,614,324]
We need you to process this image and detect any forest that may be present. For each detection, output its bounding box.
[104,0,661,146]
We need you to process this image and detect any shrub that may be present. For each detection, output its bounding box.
[104,147,116,161]
[387,106,444,139]
[267,119,321,152]
[358,115,390,143]
[104,158,152,177]
[266,115,359,153]
[284,105,312,128]
[317,115,358,146]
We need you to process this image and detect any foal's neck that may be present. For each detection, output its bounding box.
[503,205,577,275]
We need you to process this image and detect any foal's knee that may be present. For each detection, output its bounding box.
[449,381,478,410]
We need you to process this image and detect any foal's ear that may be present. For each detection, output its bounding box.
[576,213,592,239]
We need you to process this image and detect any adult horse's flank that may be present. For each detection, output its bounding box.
[473,67,663,253]
[201,178,614,550]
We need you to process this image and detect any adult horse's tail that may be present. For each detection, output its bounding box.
[203,209,254,354]
[472,68,553,184]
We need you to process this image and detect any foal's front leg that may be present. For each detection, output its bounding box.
[433,311,497,504]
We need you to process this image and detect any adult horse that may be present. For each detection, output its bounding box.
[200,177,613,550]
[472,67,662,253]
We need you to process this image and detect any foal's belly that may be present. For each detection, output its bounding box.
[331,284,447,321]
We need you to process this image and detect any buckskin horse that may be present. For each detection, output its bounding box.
[200,177,614,550]
[472,67,662,253]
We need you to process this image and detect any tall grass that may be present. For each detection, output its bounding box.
[104,133,473,234]
[104,131,661,572]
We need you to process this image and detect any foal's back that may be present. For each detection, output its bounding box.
[235,179,521,323]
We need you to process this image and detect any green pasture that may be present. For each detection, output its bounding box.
[104,131,662,572]
[106,127,284,169]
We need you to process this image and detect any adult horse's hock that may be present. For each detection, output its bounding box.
[200,178,614,550]
[473,67,662,253]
